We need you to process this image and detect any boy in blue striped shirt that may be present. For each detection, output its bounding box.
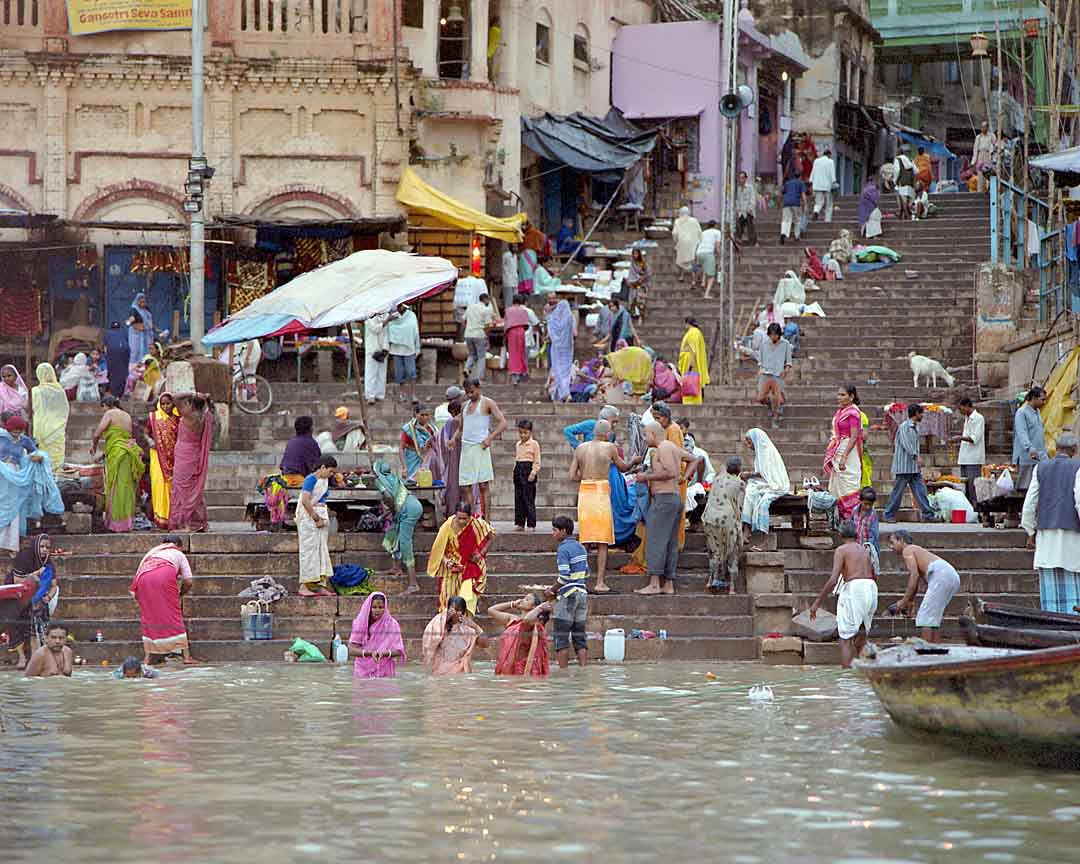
[550,515,589,668]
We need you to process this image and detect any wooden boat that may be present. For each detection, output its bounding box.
[976,598,1080,631]
[960,616,1080,650]
[857,640,1080,765]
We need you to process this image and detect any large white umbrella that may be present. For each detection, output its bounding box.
[203,249,457,345]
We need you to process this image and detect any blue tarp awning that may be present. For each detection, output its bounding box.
[1031,146,1080,172]
[897,130,955,160]
[521,109,658,181]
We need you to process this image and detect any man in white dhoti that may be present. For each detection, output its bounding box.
[809,521,878,667]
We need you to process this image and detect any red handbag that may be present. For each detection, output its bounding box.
[681,372,701,398]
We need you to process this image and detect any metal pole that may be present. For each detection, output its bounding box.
[190,0,206,354]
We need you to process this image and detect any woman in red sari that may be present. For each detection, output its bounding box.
[488,592,551,676]
[504,293,532,384]
[426,501,493,615]
[129,536,198,665]
[823,384,864,521]
[169,394,214,532]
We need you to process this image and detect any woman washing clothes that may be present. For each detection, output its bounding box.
[347,591,406,678]
[373,460,424,596]
[422,595,485,675]
[741,428,790,552]
[129,536,199,665]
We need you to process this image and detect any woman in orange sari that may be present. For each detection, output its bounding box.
[147,393,180,529]
[427,501,494,615]
[489,592,551,676]
[914,146,933,189]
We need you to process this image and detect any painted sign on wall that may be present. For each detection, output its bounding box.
[67,0,191,35]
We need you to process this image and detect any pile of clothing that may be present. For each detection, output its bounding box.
[239,576,289,603]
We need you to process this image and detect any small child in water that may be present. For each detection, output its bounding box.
[113,656,159,679]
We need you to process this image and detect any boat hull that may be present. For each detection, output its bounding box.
[859,644,1080,763]
[977,600,1080,631]
[961,616,1080,650]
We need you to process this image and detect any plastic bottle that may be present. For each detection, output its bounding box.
[94,630,103,643]
[603,628,625,662]
[332,634,348,664]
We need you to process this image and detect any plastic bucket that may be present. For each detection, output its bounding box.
[603,628,626,663]
[951,509,967,524]
[242,612,273,641]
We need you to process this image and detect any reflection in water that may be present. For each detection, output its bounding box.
[2,662,1080,863]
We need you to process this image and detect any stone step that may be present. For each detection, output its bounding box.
[786,568,1037,595]
[70,634,762,664]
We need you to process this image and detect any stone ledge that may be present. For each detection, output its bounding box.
[753,592,795,609]
[802,641,841,665]
[760,635,802,654]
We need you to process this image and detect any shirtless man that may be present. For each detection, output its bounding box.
[569,419,639,593]
[635,423,701,595]
[24,623,73,678]
[451,379,507,519]
[809,521,878,667]
[889,529,961,643]
[90,395,133,455]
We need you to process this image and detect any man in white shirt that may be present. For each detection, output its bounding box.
[1021,433,1080,613]
[386,304,421,404]
[501,242,519,312]
[695,220,723,299]
[463,293,497,381]
[809,148,836,222]
[952,397,985,506]
[735,172,758,246]
[363,312,390,405]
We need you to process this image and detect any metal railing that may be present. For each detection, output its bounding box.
[990,175,1072,322]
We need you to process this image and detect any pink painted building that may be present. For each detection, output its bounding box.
[612,17,808,221]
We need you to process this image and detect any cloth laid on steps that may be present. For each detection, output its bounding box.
[848,260,895,273]
[332,564,373,589]
[853,245,901,263]
[780,301,826,318]
[238,576,289,603]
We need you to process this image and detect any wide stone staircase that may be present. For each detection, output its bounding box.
[27,190,1036,668]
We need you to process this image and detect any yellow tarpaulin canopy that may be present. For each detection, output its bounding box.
[396,167,525,243]
[1040,346,1079,457]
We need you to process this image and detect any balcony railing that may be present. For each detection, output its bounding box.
[1,0,40,31]
[236,0,362,38]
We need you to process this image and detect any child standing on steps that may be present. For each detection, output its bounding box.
[514,419,541,532]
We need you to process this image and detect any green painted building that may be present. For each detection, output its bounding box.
[870,0,1050,156]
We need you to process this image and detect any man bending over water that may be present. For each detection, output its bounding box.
[809,521,878,667]
[889,529,961,643]
[24,623,72,678]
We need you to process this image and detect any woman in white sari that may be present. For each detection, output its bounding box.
[31,363,70,469]
[741,428,790,551]
[671,206,703,284]
[296,455,337,596]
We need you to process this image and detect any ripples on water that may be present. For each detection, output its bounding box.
[2,663,1078,864]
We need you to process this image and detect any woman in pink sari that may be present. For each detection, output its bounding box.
[348,592,406,678]
[422,596,483,675]
[823,383,864,520]
[129,536,198,665]
[504,293,532,384]
[489,592,551,677]
[169,393,214,532]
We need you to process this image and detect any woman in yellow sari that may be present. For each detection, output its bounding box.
[31,363,69,469]
[147,393,180,529]
[426,501,494,615]
[677,317,710,405]
[606,346,654,396]
[859,408,873,488]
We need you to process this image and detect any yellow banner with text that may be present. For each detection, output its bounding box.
[67,0,192,35]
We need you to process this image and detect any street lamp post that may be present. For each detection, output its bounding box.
[188,0,206,354]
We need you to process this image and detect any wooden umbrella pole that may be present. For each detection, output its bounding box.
[345,320,376,466]
[24,333,32,423]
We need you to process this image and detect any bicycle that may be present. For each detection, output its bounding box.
[231,340,273,415]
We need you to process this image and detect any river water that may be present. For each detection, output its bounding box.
[2,663,1078,864]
